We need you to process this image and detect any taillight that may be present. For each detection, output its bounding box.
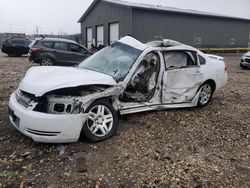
[224,62,228,72]
[31,48,42,52]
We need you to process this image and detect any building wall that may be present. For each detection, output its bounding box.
[132,8,250,48]
[80,1,133,47]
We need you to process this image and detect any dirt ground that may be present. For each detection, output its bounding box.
[0,52,249,188]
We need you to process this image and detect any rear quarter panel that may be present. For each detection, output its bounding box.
[201,57,227,91]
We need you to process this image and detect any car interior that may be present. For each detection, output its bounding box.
[121,52,161,102]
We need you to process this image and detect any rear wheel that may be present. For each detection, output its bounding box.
[7,53,15,57]
[80,100,118,142]
[197,82,213,107]
[40,57,54,66]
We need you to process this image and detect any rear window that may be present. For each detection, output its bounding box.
[199,55,206,65]
[42,42,53,48]
[10,39,25,45]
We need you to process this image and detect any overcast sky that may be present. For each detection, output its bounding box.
[0,0,250,35]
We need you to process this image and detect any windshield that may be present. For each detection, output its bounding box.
[78,42,142,82]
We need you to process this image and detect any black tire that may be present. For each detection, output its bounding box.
[8,53,15,57]
[79,99,118,142]
[240,64,248,69]
[197,82,214,107]
[40,57,54,66]
[16,54,22,57]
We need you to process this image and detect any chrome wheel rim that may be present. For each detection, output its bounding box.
[86,105,113,137]
[41,58,53,66]
[199,84,212,105]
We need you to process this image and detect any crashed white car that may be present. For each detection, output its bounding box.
[9,36,227,143]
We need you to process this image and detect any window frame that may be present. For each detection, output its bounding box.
[162,50,199,71]
[198,54,206,65]
[53,42,69,51]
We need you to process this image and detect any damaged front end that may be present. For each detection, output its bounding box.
[9,85,124,143]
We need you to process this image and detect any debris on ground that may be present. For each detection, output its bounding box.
[0,53,249,187]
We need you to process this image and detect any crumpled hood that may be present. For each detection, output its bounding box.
[19,66,117,96]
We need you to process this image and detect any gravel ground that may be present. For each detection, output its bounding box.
[0,52,249,188]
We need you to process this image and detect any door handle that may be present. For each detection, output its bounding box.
[194,71,202,75]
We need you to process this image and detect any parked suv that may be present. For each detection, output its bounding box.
[28,38,92,66]
[240,52,250,69]
[1,38,31,57]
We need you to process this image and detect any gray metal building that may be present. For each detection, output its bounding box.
[78,0,250,48]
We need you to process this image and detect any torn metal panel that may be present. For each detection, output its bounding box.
[162,68,203,103]
[47,85,125,115]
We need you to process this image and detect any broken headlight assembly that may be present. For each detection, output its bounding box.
[47,95,83,114]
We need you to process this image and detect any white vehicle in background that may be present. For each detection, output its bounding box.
[240,52,250,69]
[8,36,227,143]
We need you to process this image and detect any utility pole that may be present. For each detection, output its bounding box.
[36,26,39,35]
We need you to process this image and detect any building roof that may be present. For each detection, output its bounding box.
[78,0,250,23]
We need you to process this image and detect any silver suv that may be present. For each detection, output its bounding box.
[28,37,92,66]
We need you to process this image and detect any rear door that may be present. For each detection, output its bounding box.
[162,50,203,104]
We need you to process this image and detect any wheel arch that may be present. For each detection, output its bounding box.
[40,53,56,62]
[79,97,119,142]
[203,79,216,93]
[197,79,216,95]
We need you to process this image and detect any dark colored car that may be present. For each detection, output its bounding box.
[28,38,92,66]
[1,38,31,57]
[240,52,250,69]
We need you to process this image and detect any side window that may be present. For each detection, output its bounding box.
[10,39,25,45]
[198,55,206,65]
[80,47,90,54]
[42,42,53,48]
[53,42,68,51]
[9,39,15,44]
[69,44,81,52]
[164,51,198,69]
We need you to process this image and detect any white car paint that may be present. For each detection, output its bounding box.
[9,36,227,143]
[19,66,117,96]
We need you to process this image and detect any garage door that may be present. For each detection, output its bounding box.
[86,27,92,49]
[109,23,119,44]
[96,25,104,46]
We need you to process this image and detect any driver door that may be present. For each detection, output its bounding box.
[162,50,204,104]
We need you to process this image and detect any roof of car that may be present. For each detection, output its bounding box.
[119,36,198,52]
[36,37,78,44]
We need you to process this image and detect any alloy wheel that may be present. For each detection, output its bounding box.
[199,83,212,105]
[41,58,53,66]
[86,105,113,137]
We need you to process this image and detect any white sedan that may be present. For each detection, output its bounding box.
[9,36,227,143]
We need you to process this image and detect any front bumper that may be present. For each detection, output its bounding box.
[8,92,88,143]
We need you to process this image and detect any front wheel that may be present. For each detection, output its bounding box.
[80,100,118,142]
[197,83,213,107]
